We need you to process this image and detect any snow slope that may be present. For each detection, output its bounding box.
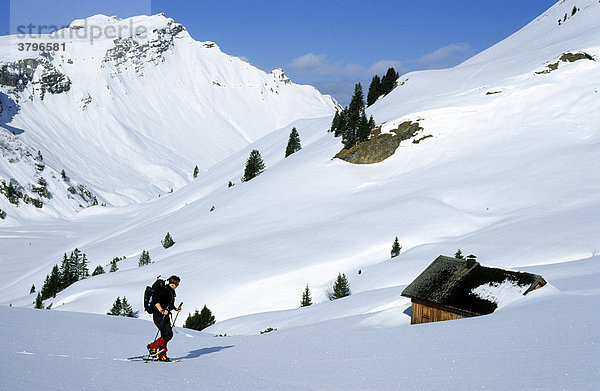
[1,0,600,388]
[2,255,599,390]
[0,14,337,217]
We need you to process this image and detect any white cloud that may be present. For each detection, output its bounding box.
[289,53,327,69]
[417,43,474,69]
[288,53,404,78]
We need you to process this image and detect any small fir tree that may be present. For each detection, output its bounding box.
[391,237,402,258]
[368,115,376,131]
[34,292,43,309]
[285,127,302,157]
[193,165,199,179]
[162,232,175,249]
[40,264,61,300]
[184,305,216,331]
[328,273,351,300]
[61,169,67,180]
[138,250,151,267]
[367,74,382,107]
[107,297,123,315]
[356,111,370,143]
[30,284,36,294]
[72,248,89,280]
[120,297,136,317]
[40,275,51,300]
[330,109,348,138]
[107,297,136,317]
[339,83,370,149]
[59,253,76,290]
[242,150,266,182]
[455,249,464,259]
[380,67,400,96]
[92,265,105,276]
[329,110,341,134]
[300,284,312,307]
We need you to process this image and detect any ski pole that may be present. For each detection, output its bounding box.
[152,312,168,344]
[171,302,183,327]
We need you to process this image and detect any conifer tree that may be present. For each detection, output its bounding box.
[368,115,376,131]
[300,284,312,307]
[92,265,105,276]
[120,297,135,317]
[50,264,61,295]
[72,248,89,281]
[34,292,43,309]
[60,249,89,289]
[40,275,51,300]
[341,83,370,149]
[59,253,76,290]
[330,108,348,138]
[367,74,382,106]
[380,67,399,96]
[107,297,123,316]
[110,258,119,272]
[454,249,464,259]
[193,165,199,179]
[41,264,61,299]
[242,150,266,182]
[184,305,216,331]
[138,250,151,267]
[30,284,36,294]
[329,110,341,134]
[357,111,370,143]
[162,232,175,249]
[285,127,302,157]
[391,237,402,258]
[329,273,351,300]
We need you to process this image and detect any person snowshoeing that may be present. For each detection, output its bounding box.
[147,275,181,361]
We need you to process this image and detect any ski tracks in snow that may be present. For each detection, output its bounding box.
[14,350,100,361]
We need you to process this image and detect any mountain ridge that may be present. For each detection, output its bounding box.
[0,13,337,220]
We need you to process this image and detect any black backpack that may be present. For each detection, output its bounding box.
[144,277,165,314]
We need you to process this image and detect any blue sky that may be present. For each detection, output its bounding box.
[1,0,557,104]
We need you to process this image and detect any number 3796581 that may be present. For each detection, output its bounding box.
[17,42,66,51]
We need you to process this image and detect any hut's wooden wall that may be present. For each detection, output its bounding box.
[410,301,467,324]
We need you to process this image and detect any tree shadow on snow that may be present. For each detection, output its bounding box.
[176,346,234,361]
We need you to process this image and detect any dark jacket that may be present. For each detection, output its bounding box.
[153,284,176,314]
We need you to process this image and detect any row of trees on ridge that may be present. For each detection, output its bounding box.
[367,67,399,107]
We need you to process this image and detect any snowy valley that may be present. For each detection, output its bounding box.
[1,0,600,389]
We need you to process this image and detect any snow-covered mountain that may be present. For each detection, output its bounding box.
[1,0,600,388]
[0,14,337,219]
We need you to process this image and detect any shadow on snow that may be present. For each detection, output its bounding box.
[176,345,235,360]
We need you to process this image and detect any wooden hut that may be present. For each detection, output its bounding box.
[402,255,546,325]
